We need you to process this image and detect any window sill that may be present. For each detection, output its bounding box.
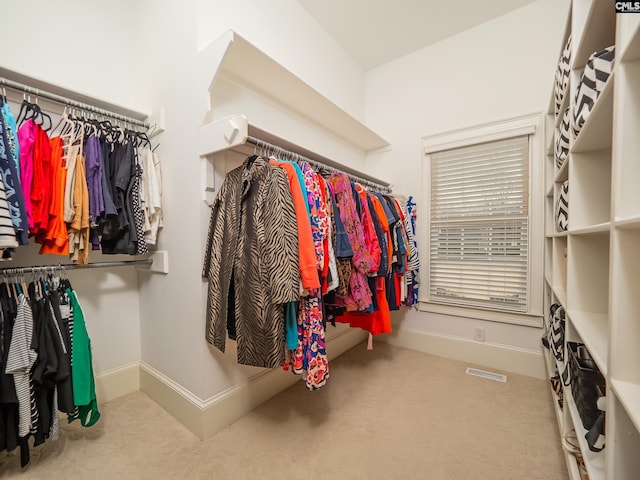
[418,301,543,328]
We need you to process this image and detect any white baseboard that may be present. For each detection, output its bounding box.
[95,363,140,404]
[141,327,367,440]
[378,328,546,379]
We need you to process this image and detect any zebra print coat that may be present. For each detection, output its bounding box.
[202,156,300,368]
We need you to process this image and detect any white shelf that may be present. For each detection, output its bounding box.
[565,388,606,480]
[566,310,608,376]
[555,231,568,238]
[546,184,554,198]
[614,215,640,230]
[555,157,569,183]
[572,0,616,69]
[543,348,564,429]
[553,286,567,308]
[569,222,610,236]
[199,30,389,153]
[619,14,640,62]
[571,74,614,153]
[555,94,571,129]
[611,380,640,434]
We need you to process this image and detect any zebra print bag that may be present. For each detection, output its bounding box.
[555,107,570,169]
[556,180,569,232]
[572,46,615,138]
[554,36,571,116]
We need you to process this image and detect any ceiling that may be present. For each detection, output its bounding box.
[297,0,538,70]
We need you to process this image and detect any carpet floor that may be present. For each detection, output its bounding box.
[1,342,568,479]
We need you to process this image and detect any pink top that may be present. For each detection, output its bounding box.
[17,119,36,229]
[329,173,374,311]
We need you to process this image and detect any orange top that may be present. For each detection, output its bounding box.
[269,159,320,291]
[39,136,69,255]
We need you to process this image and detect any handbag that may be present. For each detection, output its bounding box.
[556,181,569,232]
[572,46,615,138]
[554,36,572,117]
[562,342,606,452]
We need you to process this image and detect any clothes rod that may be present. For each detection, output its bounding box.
[245,135,393,194]
[0,76,149,129]
[0,258,153,274]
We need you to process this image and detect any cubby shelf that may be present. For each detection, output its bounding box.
[611,380,640,434]
[615,216,640,230]
[566,310,608,376]
[555,158,569,183]
[544,2,640,477]
[569,222,610,235]
[571,74,614,153]
[572,0,616,69]
[565,388,606,480]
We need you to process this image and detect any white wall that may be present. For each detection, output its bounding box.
[0,0,144,113]
[364,0,570,355]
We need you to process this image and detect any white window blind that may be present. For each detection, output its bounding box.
[429,135,530,312]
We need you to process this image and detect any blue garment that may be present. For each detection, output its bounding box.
[328,182,353,257]
[279,159,310,217]
[0,111,28,245]
[1,103,20,182]
[285,301,299,350]
[367,194,388,276]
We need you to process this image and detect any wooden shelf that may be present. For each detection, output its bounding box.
[566,310,608,376]
[565,388,606,480]
[555,230,568,238]
[611,379,640,434]
[571,74,614,153]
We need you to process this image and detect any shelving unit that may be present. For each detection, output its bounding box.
[543,1,640,478]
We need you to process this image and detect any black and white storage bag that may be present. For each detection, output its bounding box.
[547,303,566,363]
[555,107,570,169]
[556,180,569,232]
[572,46,615,138]
[554,36,572,116]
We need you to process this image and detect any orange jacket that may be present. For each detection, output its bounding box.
[269,159,320,291]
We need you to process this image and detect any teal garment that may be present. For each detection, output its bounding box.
[285,301,299,350]
[1,103,20,182]
[67,288,101,427]
[280,159,310,217]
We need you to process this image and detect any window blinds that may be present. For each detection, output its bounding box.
[429,135,530,312]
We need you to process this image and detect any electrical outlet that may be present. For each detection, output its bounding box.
[474,327,485,342]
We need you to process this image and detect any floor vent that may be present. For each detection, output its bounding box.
[465,367,507,383]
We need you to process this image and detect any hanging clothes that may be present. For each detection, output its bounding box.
[0,271,99,467]
[202,156,300,368]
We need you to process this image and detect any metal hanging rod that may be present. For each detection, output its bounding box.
[246,135,393,194]
[0,258,152,275]
[0,76,149,129]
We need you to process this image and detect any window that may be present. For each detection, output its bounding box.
[422,114,543,325]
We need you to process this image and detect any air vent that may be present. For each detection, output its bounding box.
[465,367,507,383]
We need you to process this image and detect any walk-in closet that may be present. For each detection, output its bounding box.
[0,0,631,478]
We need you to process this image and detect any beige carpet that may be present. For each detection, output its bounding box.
[1,343,567,479]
